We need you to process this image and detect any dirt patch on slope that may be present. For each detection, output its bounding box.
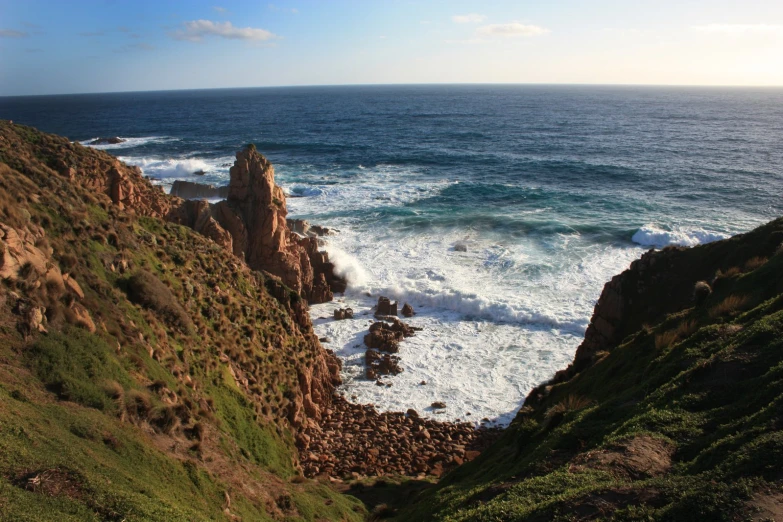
[571,434,675,480]
[747,488,783,521]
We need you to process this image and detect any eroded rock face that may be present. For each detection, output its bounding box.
[203,147,344,304]
[173,200,233,253]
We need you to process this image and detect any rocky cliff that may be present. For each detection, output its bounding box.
[0,121,361,520]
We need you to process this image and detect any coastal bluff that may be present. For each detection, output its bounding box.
[38,129,343,307]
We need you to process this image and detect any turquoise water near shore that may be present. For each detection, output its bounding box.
[3,85,782,423]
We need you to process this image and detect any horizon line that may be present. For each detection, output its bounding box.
[3,81,783,98]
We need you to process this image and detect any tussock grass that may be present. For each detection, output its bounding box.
[124,269,193,334]
[545,394,593,419]
[655,319,699,350]
[743,256,768,271]
[710,295,751,318]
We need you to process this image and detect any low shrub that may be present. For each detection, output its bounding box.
[710,295,751,318]
[124,269,193,333]
[693,281,712,306]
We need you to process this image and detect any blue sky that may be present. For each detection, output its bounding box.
[1,0,782,95]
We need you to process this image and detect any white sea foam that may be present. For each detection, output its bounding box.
[325,245,371,289]
[632,224,729,248]
[79,136,176,150]
[116,155,233,186]
[280,164,455,215]
[307,213,643,426]
[287,185,326,197]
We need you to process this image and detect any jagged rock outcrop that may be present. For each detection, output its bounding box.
[50,153,177,219]
[173,199,234,252]
[174,147,345,304]
[170,180,229,200]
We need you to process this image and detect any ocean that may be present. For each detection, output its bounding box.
[2,85,782,425]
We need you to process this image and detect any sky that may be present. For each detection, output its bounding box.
[1,0,783,95]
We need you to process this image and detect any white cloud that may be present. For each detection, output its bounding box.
[475,22,549,38]
[453,13,486,24]
[213,6,227,13]
[173,20,277,42]
[691,24,783,36]
[0,29,28,38]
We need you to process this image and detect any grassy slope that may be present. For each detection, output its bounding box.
[402,221,783,521]
[0,122,364,521]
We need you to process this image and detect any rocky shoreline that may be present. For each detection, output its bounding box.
[297,395,502,479]
[299,295,504,479]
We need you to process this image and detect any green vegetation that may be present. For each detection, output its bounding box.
[24,327,134,411]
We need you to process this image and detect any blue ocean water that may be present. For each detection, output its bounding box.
[3,85,782,424]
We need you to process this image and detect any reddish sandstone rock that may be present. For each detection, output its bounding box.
[375,296,397,317]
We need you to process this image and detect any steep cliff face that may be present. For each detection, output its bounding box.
[574,221,783,372]
[0,121,361,520]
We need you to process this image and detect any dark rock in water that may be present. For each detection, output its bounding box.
[287,219,333,238]
[454,243,468,252]
[89,136,125,145]
[376,296,398,317]
[365,349,402,379]
[299,236,348,297]
[170,180,229,200]
[309,224,332,236]
[364,318,416,353]
[193,169,206,176]
[288,218,311,236]
[431,401,447,409]
[406,408,419,418]
[402,303,415,317]
[333,308,353,320]
[364,329,401,353]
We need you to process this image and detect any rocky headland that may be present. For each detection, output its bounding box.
[2,121,781,521]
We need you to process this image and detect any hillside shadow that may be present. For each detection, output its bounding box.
[336,476,435,520]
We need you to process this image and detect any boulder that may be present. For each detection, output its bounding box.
[375,296,397,317]
[287,219,311,236]
[170,180,229,200]
[365,349,402,379]
[402,303,415,317]
[333,308,354,320]
[454,243,468,252]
